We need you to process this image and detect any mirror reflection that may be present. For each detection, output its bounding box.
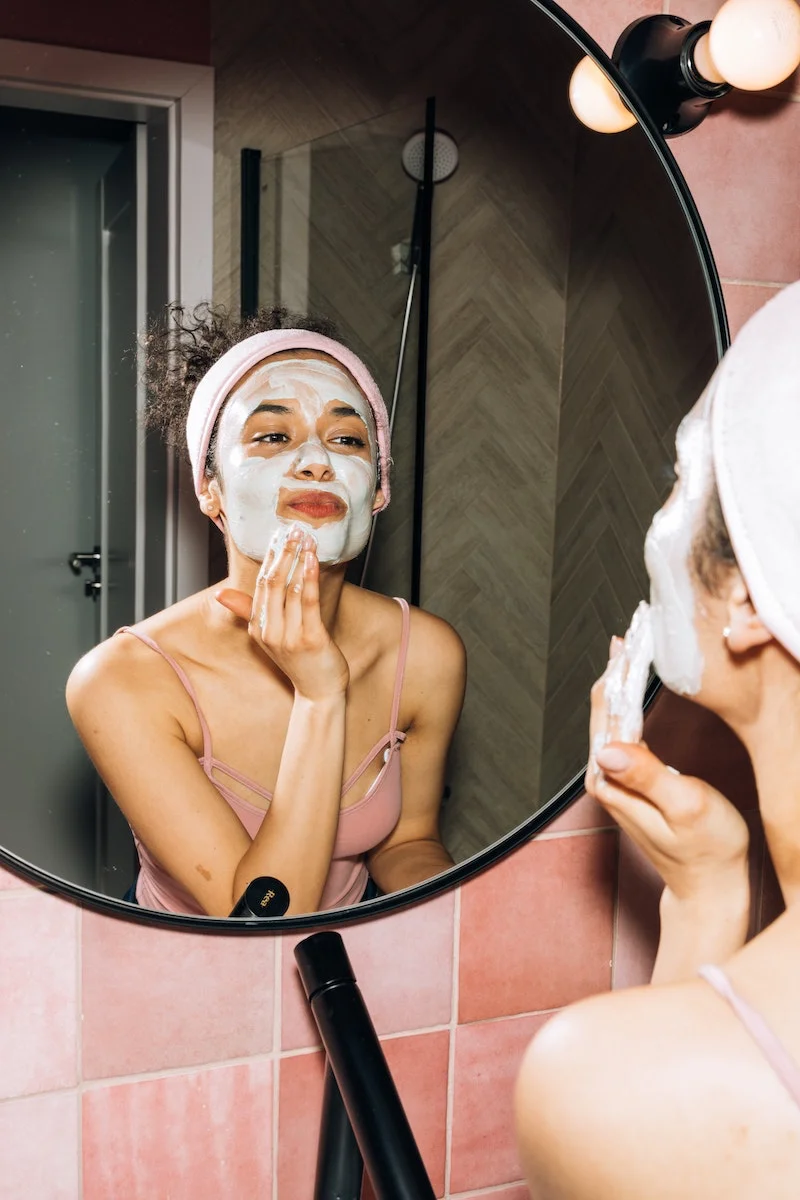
[0,0,721,919]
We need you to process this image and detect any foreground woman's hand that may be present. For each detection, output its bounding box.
[587,641,751,981]
[215,529,350,701]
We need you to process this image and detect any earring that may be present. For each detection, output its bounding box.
[723,626,731,642]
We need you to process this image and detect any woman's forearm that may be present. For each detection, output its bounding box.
[651,868,751,985]
[232,692,347,914]
[369,838,454,895]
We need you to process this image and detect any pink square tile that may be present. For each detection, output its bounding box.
[0,1090,80,1200]
[542,790,615,834]
[83,1061,272,1200]
[0,892,78,1099]
[459,833,616,1023]
[671,93,800,283]
[281,890,454,1050]
[82,911,275,1078]
[563,0,655,52]
[450,1014,550,1193]
[723,281,783,338]
[459,1188,529,1200]
[0,861,33,890]
[276,1050,326,1198]
[278,1031,449,1198]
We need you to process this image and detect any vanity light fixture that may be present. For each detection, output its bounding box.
[569,0,800,137]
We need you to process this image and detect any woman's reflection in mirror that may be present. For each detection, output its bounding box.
[67,304,465,917]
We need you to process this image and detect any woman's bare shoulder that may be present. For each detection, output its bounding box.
[65,593,208,721]
[515,977,800,1199]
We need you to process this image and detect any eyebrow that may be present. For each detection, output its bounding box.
[330,405,364,419]
[249,402,293,417]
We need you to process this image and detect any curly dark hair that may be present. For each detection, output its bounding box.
[142,302,344,477]
[691,481,738,593]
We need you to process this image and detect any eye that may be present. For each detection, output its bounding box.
[252,432,291,445]
[330,434,366,448]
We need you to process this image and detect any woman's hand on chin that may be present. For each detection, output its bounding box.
[586,641,749,904]
[215,528,350,702]
[588,738,750,900]
[586,658,751,981]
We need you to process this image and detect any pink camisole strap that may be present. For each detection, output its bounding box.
[698,964,800,1109]
[117,627,214,766]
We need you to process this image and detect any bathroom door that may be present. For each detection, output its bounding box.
[0,108,150,893]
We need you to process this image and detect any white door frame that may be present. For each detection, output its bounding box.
[0,38,214,600]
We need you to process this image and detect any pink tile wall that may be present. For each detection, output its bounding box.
[2,0,797,1192]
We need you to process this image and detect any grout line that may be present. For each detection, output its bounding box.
[610,829,622,991]
[0,1085,82,1108]
[72,1003,567,1101]
[272,935,282,1200]
[448,1184,527,1199]
[719,278,786,289]
[443,885,461,1198]
[535,824,617,841]
[80,1051,277,1091]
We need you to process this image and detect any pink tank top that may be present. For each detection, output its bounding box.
[698,964,800,1109]
[118,597,410,914]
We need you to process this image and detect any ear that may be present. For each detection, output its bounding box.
[371,486,386,515]
[198,477,223,522]
[725,571,774,654]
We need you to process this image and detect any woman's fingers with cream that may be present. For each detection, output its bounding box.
[262,527,302,640]
[300,537,323,638]
[587,637,623,793]
[282,534,312,646]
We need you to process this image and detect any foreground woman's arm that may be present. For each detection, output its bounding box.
[68,535,352,916]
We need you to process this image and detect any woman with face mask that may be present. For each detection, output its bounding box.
[66,305,465,917]
[515,280,800,1197]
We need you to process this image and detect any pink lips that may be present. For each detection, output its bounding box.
[285,491,346,520]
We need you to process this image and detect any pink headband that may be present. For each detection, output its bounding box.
[185,329,391,510]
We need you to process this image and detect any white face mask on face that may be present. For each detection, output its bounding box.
[213,356,378,565]
[643,392,714,695]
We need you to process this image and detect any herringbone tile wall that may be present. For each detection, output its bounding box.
[540,128,720,800]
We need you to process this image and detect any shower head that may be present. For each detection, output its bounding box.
[401,129,459,183]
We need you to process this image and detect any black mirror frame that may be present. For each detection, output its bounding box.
[0,0,729,932]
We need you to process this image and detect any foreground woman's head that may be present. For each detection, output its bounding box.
[144,305,391,566]
[645,280,800,715]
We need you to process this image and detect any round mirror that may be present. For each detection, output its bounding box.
[0,0,726,928]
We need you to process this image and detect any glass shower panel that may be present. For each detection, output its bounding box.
[258,105,424,601]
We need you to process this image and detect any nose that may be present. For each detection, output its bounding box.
[291,439,335,483]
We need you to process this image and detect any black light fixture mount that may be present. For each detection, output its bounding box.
[613,16,731,137]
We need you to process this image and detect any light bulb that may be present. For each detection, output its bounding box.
[709,0,800,90]
[569,57,637,134]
